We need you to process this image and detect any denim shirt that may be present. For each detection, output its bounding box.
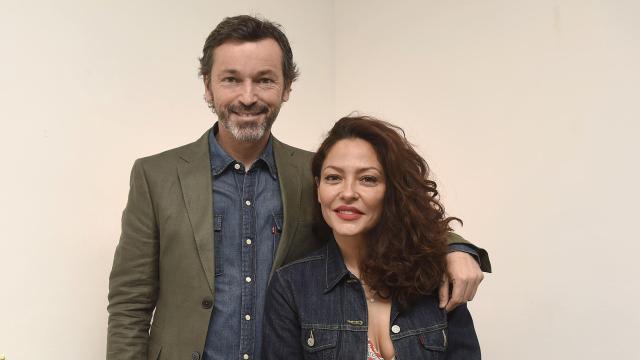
[262,239,481,359]
[204,127,283,360]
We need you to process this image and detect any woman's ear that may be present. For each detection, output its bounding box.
[314,177,320,203]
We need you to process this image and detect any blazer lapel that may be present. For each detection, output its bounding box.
[177,130,215,295]
[272,138,302,271]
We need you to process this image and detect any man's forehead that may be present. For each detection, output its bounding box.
[211,38,284,74]
[213,39,283,61]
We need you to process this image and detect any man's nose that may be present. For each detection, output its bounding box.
[239,81,257,105]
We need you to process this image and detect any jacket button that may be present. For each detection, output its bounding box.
[391,324,401,334]
[201,298,213,309]
[192,352,200,360]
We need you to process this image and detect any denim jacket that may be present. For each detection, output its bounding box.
[262,239,481,359]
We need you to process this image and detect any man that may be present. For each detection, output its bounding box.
[107,15,491,360]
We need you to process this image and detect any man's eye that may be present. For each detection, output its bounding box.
[258,78,275,84]
[222,77,238,83]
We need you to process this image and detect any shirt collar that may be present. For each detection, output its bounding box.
[323,236,352,293]
[208,122,278,179]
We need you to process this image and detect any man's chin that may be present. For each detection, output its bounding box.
[220,120,269,143]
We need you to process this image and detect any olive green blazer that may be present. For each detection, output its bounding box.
[107,129,490,360]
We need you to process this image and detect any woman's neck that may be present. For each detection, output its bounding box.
[334,233,366,279]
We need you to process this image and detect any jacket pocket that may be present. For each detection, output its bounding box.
[392,324,448,359]
[418,328,447,352]
[213,214,223,276]
[301,328,338,360]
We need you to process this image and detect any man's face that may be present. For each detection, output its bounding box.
[204,38,290,143]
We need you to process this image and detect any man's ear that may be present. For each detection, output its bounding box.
[203,75,213,102]
[282,85,291,102]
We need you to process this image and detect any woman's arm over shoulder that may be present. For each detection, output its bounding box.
[262,270,304,359]
[445,304,481,360]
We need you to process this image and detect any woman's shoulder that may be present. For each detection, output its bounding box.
[274,245,327,279]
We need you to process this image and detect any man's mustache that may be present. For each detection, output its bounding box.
[228,103,269,114]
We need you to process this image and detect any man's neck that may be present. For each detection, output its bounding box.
[216,128,271,169]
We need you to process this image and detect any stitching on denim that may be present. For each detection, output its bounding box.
[301,323,368,332]
[275,254,324,273]
[390,323,447,340]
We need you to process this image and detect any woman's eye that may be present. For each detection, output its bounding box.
[361,176,378,185]
[324,174,341,183]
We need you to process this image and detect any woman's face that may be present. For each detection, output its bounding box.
[317,138,386,241]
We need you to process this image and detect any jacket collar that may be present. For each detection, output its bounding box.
[323,237,352,293]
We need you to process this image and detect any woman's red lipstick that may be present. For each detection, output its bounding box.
[334,205,364,220]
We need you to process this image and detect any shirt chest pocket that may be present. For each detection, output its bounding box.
[271,213,283,260]
[301,328,338,360]
[213,214,223,276]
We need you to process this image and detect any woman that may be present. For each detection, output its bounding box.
[263,116,481,359]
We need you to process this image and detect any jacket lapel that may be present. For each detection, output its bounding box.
[177,130,215,295]
[272,138,302,271]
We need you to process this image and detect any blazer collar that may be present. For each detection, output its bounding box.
[271,137,303,272]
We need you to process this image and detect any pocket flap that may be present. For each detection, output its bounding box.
[301,328,338,353]
[214,214,223,231]
[419,328,447,352]
[272,213,283,233]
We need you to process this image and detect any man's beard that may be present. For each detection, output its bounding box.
[216,102,281,142]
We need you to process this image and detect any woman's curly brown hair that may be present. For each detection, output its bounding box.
[311,115,460,308]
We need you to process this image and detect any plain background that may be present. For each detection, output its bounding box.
[1,0,638,358]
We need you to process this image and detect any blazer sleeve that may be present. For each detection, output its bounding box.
[445,232,492,273]
[107,159,160,359]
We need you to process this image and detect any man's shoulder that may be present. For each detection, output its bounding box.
[133,129,210,172]
[272,137,315,166]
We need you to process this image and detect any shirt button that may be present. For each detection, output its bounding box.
[245,200,251,206]
[234,163,241,170]
[201,298,213,309]
[243,355,249,360]
[191,352,200,360]
[245,276,252,283]
[391,325,401,334]
[246,238,252,245]
[245,314,251,321]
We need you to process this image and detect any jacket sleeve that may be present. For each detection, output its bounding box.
[107,159,160,359]
[445,232,492,273]
[262,271,304,359]
[444,304,481,359]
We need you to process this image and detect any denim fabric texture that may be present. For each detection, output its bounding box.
[263,239,481,359]
[203,128,283,360]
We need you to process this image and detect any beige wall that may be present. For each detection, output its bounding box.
[0,1,335,358]
[1,0,638,358]
[335,1,640,359]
